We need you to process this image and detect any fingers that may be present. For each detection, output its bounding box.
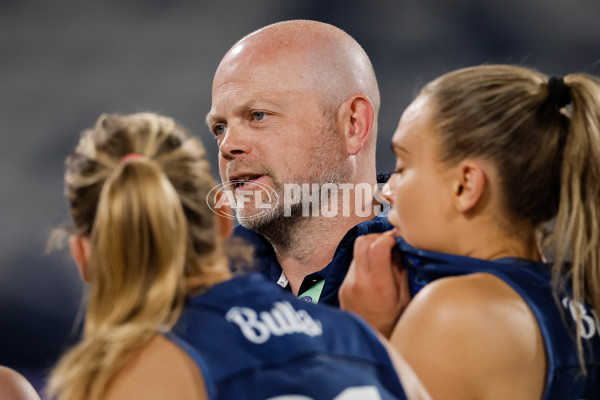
[341,230,403,320]
[352,234,379,274]
[367,233,398,276]
[338,260,355,309]
[352,231,396,273]
[397,267,411,312]
[340,234,386,310]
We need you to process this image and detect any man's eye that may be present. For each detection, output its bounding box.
[252,112,266,121]
[213,125,226,136]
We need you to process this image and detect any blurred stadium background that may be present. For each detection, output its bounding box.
[1,0,599,396]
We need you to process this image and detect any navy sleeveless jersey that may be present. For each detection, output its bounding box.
[168,273,407,400]
[395,237,600,400]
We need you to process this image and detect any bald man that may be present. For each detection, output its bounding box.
[207,20,391,306]
[0,367,40,400]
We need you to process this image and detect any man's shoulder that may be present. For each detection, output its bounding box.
[347,214,393,240]
[376,172,391,183]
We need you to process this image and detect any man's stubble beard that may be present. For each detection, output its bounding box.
[239,126,352,252]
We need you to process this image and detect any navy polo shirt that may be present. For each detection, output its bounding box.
[231,174,393,307]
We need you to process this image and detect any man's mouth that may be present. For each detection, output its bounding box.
[229,173,266,188]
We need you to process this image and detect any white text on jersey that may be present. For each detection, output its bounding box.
[226,301,324,344]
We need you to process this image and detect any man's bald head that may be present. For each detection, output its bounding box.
[209,20,382,258]
[215,20,380,121]
[210,20,381,224]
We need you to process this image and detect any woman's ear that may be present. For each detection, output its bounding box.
[452,160,487,213]
[69,235,92,282]
[339,95,375,155]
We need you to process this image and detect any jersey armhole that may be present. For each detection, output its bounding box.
[478,270,556,393]
[163,332,218,399]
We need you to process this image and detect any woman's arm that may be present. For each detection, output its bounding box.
[0,366,41,400]
[372,331,432,400]
[391,273,547,400]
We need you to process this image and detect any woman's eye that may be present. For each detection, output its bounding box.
[252,112,266,121]
[393,167,404,174]
[212,125,226,136]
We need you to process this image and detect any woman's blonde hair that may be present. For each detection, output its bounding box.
[47,112,229,400]
[421,65,600,370]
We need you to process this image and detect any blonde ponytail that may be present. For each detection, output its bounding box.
[47,113,230,400]
[550,74,600,368]
[48,158,188,400]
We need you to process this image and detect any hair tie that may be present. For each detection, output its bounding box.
[547,76,571,108]
[120,153,142,164]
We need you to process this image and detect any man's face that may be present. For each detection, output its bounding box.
[207,49,350,230]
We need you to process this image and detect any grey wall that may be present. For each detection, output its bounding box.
[1,0,599,391]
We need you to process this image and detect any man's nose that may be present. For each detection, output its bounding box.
[219,125,252,160]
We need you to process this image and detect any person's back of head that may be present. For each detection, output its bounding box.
[47,113,230,400]
[0,367,40,400]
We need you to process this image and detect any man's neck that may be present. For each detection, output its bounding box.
[258,173,381,295]
[271,214,372,295]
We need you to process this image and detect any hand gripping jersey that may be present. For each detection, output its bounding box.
[395,237,600,400]
[168,273,407,400]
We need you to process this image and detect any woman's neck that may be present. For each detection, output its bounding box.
[453,217,542,262]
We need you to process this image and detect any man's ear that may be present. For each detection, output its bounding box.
[214,190,234,238]
[338,95,375,155]
[216,209,234,238]
[69,235,92,282]
[452,161,487,213]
